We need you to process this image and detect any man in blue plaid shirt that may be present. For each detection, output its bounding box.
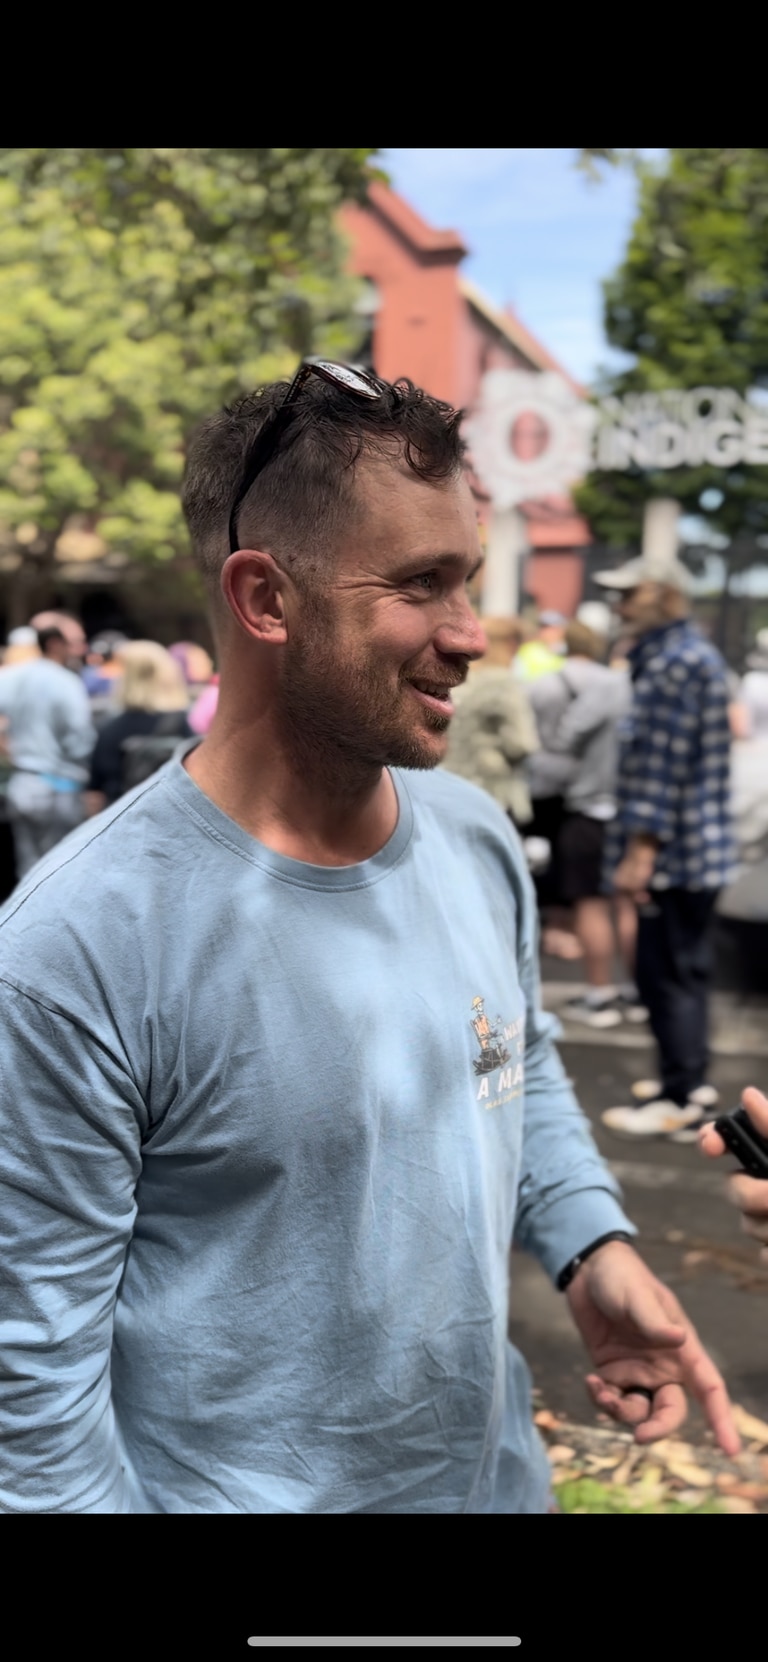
[590,553,737,1141]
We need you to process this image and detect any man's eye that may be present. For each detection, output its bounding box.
[410,572,436,592]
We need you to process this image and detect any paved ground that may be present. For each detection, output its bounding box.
[508,968,768,1438]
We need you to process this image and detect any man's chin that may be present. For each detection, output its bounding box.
[386,724,450,771]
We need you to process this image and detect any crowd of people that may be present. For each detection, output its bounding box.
[0,360,764,1515]
[0,620,219,885]
[443,571,767,1145]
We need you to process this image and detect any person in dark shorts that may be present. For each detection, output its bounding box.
[528,622,639,1026]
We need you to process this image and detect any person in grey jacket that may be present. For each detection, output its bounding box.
[528,621,639,1028]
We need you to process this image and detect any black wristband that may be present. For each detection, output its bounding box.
[556,1231,635,1293]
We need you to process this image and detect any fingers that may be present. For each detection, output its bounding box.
[585,1374,687,1440]
[586,1325,741,1457]
[699,1125,725,1158]
[698,1089,768,1161]
[631,1381,687,1444]
[726,1172,768,1235]
[743,1086,768,1136]
[734,1205,768,1248]
[676,1336,742,1457]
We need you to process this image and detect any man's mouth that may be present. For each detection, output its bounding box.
[408,678,461,716]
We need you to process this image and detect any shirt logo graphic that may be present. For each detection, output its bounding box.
[470,996,525,1108]
[470,996,511,1076]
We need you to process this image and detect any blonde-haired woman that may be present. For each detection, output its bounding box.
[86,640,192,812]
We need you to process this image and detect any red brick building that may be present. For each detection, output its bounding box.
[340,181,591,616]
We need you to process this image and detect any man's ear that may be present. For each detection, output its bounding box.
[220,550,289,645]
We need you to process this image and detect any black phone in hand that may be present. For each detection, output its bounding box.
[712,1106,768,1179]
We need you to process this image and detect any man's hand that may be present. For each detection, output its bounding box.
[700,1086,768,1256]
[612,835,657,901]
[566,1239,740,1456]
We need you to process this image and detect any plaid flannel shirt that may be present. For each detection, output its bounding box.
[605,619,737,892]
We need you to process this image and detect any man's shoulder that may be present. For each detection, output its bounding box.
[401,765,523,847]
[640,624,727,693]
[663,623,726,674]
[0,768,179,931]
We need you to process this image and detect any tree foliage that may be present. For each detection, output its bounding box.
[575,149,768,545]
[0,148,378,620]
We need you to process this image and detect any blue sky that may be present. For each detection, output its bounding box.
[380,149,666,390]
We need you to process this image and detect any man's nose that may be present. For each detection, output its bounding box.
[434,603,487,661]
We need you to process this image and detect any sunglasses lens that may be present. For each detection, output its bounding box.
[312,360,381,400]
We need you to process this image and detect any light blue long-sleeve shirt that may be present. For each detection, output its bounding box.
[0,752,633,1513]
[0,658,95,781]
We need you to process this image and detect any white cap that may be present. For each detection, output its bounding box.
[575,601,612,636]
[591,554,693,594]
[6,626,38,646]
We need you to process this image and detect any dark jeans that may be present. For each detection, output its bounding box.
[635,888,720,1106]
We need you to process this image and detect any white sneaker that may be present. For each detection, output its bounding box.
[688,1084,720,1109]
[631,1078,662,1101]
[562,994,623,1030]
[618,993,650,1024]
[630,1079,720,1108]
[601,1100,705,1138]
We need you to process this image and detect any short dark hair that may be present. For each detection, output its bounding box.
[36,627,66,655]
[181,374,466,602]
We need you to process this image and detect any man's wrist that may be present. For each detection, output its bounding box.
[556,1231,636,1292]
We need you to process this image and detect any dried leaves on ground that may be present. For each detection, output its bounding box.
[533,1403,768,1513]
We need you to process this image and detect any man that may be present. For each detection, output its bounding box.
[700,1087,768,1252]
[0,625,96,880]
[591,555,737,1141]
[0,367,739,1515]
[29,609,88,665]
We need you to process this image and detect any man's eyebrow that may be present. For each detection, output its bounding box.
[397,552,485,580]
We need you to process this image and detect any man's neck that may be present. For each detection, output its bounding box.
[183,718,399,868]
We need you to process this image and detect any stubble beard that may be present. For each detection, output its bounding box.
[278,616,450,791]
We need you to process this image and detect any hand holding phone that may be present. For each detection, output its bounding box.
[712,1104,768,1179]
[702,1090,768,1255]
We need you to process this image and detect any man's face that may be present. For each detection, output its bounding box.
[278,459,487,774]
[614,582,670,634]
[30,612,87,669]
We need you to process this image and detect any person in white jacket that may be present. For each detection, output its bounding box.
[0,626,95,880]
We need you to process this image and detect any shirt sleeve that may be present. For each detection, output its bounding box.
[0,978,147,1512]
[509,850,636,1282]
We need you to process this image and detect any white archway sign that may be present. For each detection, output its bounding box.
[464,370,596,614]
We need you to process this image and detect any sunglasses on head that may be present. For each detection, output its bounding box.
[228,358,383,555]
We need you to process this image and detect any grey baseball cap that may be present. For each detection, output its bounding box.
[591,554,693,594]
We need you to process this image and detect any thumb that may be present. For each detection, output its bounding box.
[624,1284,686,1348]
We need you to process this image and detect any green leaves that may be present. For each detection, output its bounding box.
[0,147,378,593]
